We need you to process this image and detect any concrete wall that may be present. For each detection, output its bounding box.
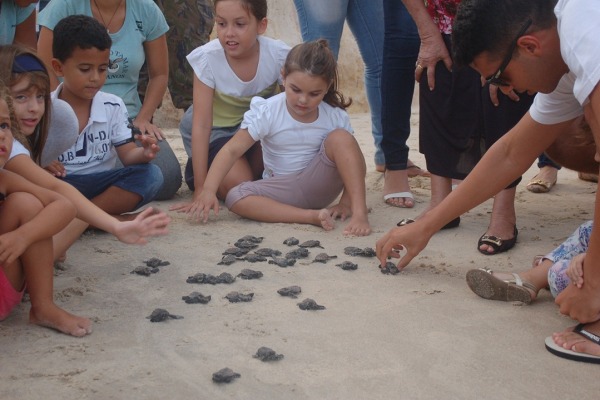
[155,0,367,128]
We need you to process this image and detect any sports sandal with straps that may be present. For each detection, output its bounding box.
[465,267,538,304]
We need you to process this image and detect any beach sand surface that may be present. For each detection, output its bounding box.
[2,107,600,399]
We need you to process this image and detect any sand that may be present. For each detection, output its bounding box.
[1,110,600,399]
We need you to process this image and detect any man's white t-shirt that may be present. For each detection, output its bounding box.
[530,0,600,124]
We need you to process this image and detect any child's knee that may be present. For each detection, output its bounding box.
[325,128,353,145]
[0,193,43,227]
[137,164,164,205]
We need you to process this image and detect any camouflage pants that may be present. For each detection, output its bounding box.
[139,0,214,110]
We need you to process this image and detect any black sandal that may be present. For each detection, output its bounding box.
[477,226,518,255]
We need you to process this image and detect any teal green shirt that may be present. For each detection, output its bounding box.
[0,1,36,45]
[39,0,169,117]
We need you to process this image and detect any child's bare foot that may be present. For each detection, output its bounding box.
[328,202,352,221]
[29,303,92,337]
[316,209,335,231]
[343,214,371,237]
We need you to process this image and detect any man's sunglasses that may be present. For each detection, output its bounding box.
[485,19,533,87]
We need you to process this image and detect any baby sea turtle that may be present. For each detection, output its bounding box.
[361,247,376,257]
[237,269,263,280]
[380,261,400,275]
[186,272,236,284]
[285,248,310,260]
[282,237,299,246]
[225,291,254,303]
[297,298,325,310]
[312,253,338,263]
[336,261,358,270]
[222,247,249,257]
[234,240,259,249]
[253,347,284,362]
[277,285,302,298]
[146,308,184,322]
[299,240,323,248]
[144,257,170,268]
[269,257,296,268]
[343,246,363,256]
[212,367,240,383]
[238,235,264,243]
[130,266,159,276]
[182,291,211,304]
[239,254,267,263]
[343,246,377,257]
[218,254,238,265]
[254,248,282,257]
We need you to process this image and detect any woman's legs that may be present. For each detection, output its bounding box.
[380,0,420,206]
[292,0,347,57]
[346,0,384,166]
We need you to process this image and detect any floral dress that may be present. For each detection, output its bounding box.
[425,0,460,34]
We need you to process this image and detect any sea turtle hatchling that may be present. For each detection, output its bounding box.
[144,257,170,268]
[253,347,284,362]
[312,253,338,263]
[380,261,400,275]
[186,272,236,284]
[222,247,249,257]
[218,255,238,265]
[238,235,264,243]
[277,285,302,298]
[282,237,299,246]
[268,257,296,268]
[225,291,254,303]
[130,266,159,276]
[360,247,376,257]
[285,248,309,260]
[299,240,323,248]
[336,261,358,270]
[237,269,263,279]
[182,291,211,304]
[146,308,184,322]
[239,254,267,263]
[343,246,376,257]
[343,246,363,256]
[234,240,259,250]
[254,248,282,257]
[212,368,240,383]
[297,298,325,310]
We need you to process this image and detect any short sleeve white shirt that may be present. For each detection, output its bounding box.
[8,139,31,161]
[186,36,290,127]
[530,0,600,124]
[52,84,132,174]
[241,93,353,178]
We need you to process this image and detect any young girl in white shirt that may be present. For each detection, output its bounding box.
[187,40,372,236]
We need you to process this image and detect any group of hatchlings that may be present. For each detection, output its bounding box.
[139,235,399,383]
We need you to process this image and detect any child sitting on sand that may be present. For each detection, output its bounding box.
[0,82,91,336]
[46,15,163,219]
[466,220,591,304]
[178,40,371,236]
[175,0,290,196]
